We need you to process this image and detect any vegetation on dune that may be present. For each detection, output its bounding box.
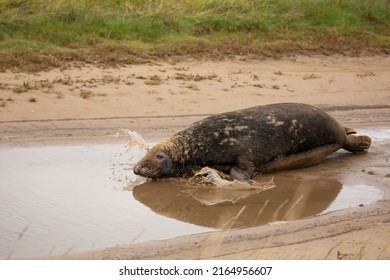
[0,0,389,71]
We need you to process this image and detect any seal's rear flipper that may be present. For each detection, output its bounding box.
[343,135,371,153]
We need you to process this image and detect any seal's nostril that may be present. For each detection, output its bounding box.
[133,164,141,175]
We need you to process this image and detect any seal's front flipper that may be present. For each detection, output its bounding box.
[230,167,252,182]
[230,156,256,182]
[343,134,371,153]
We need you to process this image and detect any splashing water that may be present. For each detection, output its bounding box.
[188,167,275,190]
[109,129,150,190]
[184,167,275,206]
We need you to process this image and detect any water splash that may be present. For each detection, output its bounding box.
[109,130,150,190]
[186,167,275,205]
[188,167,275,190]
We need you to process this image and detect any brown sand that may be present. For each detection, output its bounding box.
[1,55,389,259]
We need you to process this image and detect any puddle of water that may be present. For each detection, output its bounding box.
[0,144,209,259]
[0,127,385,259]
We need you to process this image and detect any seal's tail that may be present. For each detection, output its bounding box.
[342,127,371,153]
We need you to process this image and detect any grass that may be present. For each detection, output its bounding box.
[0,0,389,71]
[6,223,30,260]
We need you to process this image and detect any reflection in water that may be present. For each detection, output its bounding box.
[132,175,342,229]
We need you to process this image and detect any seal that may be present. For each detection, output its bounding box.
[133,103,371,182]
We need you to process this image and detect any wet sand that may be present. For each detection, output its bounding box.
[1,55,389,259]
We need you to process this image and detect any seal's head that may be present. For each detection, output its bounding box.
[133,147,173,178]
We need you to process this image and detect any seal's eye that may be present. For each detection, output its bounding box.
[156,154,164,161]
[154,152,172,173]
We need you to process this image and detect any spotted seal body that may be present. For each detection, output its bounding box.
[133,103,371,181]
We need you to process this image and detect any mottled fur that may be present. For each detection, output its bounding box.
[133,103,371,181]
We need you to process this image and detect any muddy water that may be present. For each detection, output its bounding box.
[0,128,386,259]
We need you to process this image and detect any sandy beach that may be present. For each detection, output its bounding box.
[1,55,389,259]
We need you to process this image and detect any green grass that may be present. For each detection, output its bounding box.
[0,0,389,71]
